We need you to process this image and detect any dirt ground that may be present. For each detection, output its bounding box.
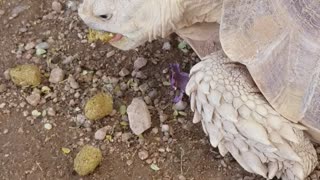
[0,0,319,180]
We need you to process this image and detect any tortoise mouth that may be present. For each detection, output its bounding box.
[109,33,123,42]
[88,29,125,43]
[88,29,143,51]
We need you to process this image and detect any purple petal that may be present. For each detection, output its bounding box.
[169,63,189,102]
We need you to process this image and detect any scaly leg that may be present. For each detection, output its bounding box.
[186,51,317,180]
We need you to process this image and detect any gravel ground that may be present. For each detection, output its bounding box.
[0,0,319,180]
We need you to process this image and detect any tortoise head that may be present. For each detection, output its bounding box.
[78,0,184,50]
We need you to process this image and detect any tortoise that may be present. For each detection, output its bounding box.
[78,0,320,179]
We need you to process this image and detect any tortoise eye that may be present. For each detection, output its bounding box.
[99,14,112,20]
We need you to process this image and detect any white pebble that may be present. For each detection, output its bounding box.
[44,123,52,130]
[31,110,41,117]
[161,124,170,132]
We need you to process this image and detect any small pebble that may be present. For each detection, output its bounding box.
[151,127,159,134]
[67,1,78,11]
[134,57,147,70]
[52,1,62,12]
[31,110,41,117]
[49,67,65,83]
[44,123,52,130]
[62,56,74,64]
[119,68,130,77]
[161,124,170,132]
[26,93,41,106]
[173,100,187,111]
[138,150,149,160]
[36,42,49,50]
[0,103,5,109]
[3,69,10,80]
[25,42,36,50]
[126,160,133,166]
[3,129,8,134]
[162,42,171,50]
[68,75,79,89]
[94,127,109,140]
[47,108,56,116]
[106,50,115,58]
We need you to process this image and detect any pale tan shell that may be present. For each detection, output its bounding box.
[183,0,320,140]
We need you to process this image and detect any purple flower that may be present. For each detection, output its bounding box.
[169,63,189,103]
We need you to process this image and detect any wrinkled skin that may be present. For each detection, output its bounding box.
[78,0,222,50]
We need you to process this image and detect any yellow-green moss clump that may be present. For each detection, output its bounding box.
[84,92,113,120]
[10,64,41,87]
[88,29,114,43]
[74,145,102,176]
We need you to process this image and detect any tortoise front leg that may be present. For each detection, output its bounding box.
[186,50,317,180]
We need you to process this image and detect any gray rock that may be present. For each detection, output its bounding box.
[173,100,187,111]
[68,75,79,89]
[161,124,170,132]
[49,67,64,83]
[119,68,130,77]
[138,150,149,160]
[25,42,36,50]
[162,42,171,51]
[139,83,149,93]
[62,56,74,64]
[76,114,86,126]
[52,1,62,12]
[67,1,78,11]
[106,50,115,58]
[94,127,109,140]
[36,42,49,50]
[135,71,147,79]
[47,108,56,116]
[134,57,147,70]
[3,69,10,80]
[26,93,41,106]
[127,98,151,135]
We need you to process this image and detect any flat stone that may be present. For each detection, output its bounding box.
[127,98,151,135]
[119,68,130,77]
[134,57,147,70]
